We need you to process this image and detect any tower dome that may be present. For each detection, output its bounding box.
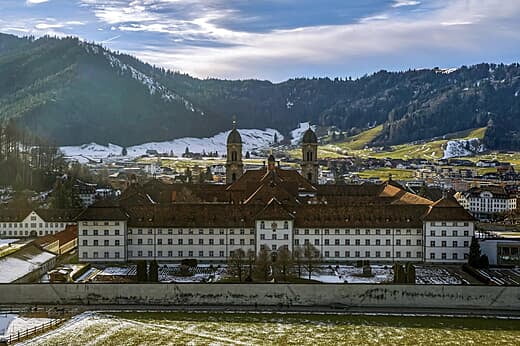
[302,128,317,144]
[227,128,242,144]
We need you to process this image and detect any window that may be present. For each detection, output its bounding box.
[158,251,163,257]
[168,251,173,257]
[375,251,381,258]
[104,230,109,236]
[430,252,435,259]
[355,239,360,246]
[272,244,277,251]
[104,240,109,246]
[188,239,193,245]
[396,251,401,258]
[284,234,289,240]
[199,251,204,257]
[335,239,340,246]
[375,239,381,246]
[209,251,214,257]
[115,240,120,246]
[442,253,447,260]
[345,239,350,245]
[417,239,422,246]
[219,251,225,257]
[178,239,184,245]
[148,251,153,257]
[93,230,98,236]
[324,239,329,245]
[93,252,98,258]
[138,239,143,245]
[464,241,469,247]
[441,230,447,236]
[453,241,458,248]
[355,251,360,257]
[314,239,319,246]
[430,241,435,247]
[209,239,214,245]
[345,251,350,257]
[82,230,88,236]
[365,239,370,246]
[137,251,143,257]
[324,251,329,257]
[464,231,469,236]
[441,241,447,247]
[453,230,458,237]
[178,251,183,257]
[452,253,458,260]
[295,239,300,245]
[82,240,88,246]
[396,239,401,246]
[365,251,370,258]
[115,252,120,259]
[168,239,173,245]
[385,251,391,258]
[93,240,99,246]
[284,221,288,229]
[272,234,277,240]
[158,239,163,245]
[199,239,204,245]
[230,239,235,245]
[417,252,422,258]
[406,239,411,246]
[386,239,391,246]
[365,229,370,235]
[406,251,411,258]
[260,221,265,229]
[219,239,225,245]
[82,252,88,258]
[127,239,133,245]
[240,239,245,245]
[104,252,109,258]
[430,230,435,236]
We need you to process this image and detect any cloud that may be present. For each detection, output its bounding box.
[26,0,50,4]
[392,1,420,8]
[34,20,86,30]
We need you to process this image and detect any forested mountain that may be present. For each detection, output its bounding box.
[1,33,519,149]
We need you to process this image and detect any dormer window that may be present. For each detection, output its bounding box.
[260,221,265,229]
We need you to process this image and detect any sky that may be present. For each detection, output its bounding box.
[0,0,519,81]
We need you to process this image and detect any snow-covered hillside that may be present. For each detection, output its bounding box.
[443,138,485,159]
[61,128,283,163]
[290,122,317,145]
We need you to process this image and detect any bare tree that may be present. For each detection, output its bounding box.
[245,249,256,281]
[254,247,272,282]
[293,246,303,278]
[227,248,246,282]
[274,246,293,281]
[303,243,321,280]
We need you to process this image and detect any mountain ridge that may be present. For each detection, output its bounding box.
[0,33,519,149]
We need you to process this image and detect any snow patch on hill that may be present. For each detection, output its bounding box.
[443,138,485,159]
[61,128,283,163]
[290,122,316,145]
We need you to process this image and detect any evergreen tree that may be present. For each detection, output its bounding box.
[148,260,159,282]
[121,147,127,156]
[136,261,147,282]
[468,236,481,267]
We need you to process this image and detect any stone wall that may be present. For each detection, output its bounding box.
[0,284,518,311]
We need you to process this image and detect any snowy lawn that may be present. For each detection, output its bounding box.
[0,314,55,337]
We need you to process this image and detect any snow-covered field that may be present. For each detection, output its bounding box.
[0,239,19,248]
[21,311,520,345]
[0,314,54,337]
[443,138,484,159]
[61,128,284,163]
[290,122,316,145]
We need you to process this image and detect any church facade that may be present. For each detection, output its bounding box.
[78,127,475,264]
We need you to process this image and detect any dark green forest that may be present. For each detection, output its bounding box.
[0,33,519,149]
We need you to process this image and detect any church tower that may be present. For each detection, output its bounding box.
[226,119,244,184]
[301,127,318,184]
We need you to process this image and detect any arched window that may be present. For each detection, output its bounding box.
[260,221,265,229]
[231,151,237,161]
[284,221,288,229]
[306,151,313,161]
[232,173,237,182]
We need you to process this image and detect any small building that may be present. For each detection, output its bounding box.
[34,225,78,255]
[0,209,81,238]
[455,186,518,220]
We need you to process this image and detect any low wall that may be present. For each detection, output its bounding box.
[0,284,518,311]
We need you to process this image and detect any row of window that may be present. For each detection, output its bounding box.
[1,222,66,228]
[429,230,470,237]
[294,238,422,246]
[430,222,470,227]
[82,238,257,246]
[1,230,56,236]
[81,250,427,259]
[294,229,422,236]
[429,252,466,260]
[428,240,469,248]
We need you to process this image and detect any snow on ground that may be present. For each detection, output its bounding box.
[61,128,283,163]
[98,266,136,276]
[0,250,56,283]
[442,138,484,159]
[290,122,316,145]
[308,265,393,284]
[0,314,54,337]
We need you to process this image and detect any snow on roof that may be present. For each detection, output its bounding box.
[0,245,56,283]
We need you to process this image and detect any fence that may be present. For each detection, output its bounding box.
[3,319,64,345]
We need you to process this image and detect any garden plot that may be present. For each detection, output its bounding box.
[477,268,520,285]
[308,265,393,284]
[415,266,465,285]
[159,264,225,283]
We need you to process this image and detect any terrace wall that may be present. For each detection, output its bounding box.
[0,284,518,311]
